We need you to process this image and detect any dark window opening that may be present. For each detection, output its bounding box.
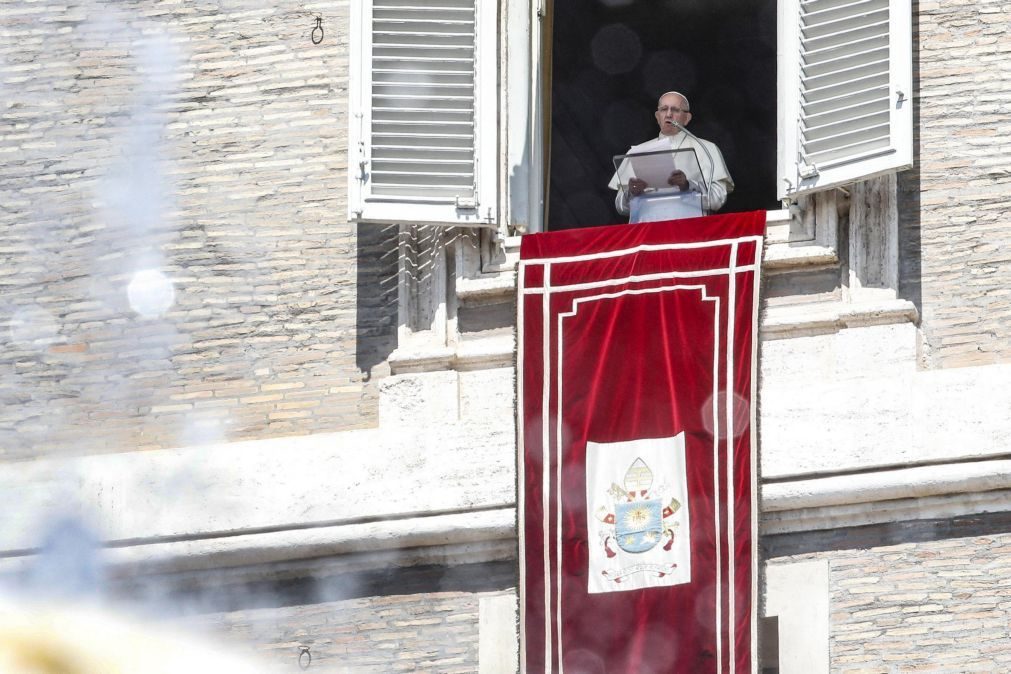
[761,615,780,673]
[548,0,779,230]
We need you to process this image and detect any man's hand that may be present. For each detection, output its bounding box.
[627,178,647,197]
[668,170,689,191]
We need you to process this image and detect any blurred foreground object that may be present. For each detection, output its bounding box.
[0,596,268,674]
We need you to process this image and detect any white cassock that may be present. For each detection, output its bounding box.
[608,131,734,216]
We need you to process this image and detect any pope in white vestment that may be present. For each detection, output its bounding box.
[609,91,734,216]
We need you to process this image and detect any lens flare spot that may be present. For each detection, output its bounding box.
[700,390,751,439]
[591,24,642,75]
[127,269,175,318]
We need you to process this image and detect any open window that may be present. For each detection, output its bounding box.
[349,0,498,227]
[546,0,779,230]
[544,0,912,229]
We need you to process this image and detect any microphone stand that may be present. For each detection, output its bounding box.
[673,121,716,214]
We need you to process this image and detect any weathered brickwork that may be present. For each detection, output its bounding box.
[0,2,398,460]
[766,513,1011,672]
[164,558,521,674]
[187,590,489,673]
[899,0,1011,368]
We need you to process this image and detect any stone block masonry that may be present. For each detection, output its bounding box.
[149,561,520,673]
[765,511,1011,672]
[190,590,488,673]
[899,0,1011,369]
[0,2,399,460]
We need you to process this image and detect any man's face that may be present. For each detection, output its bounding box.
[655,94,692,136]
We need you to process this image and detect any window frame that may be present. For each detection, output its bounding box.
[776,0,913,201]
[348,0,499,227]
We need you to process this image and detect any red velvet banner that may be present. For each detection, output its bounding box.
[518,212,765,674]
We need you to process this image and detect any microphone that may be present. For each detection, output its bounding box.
[672,121,716,213]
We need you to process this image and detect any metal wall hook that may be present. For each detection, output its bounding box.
[311,17,323,45]
[299,645,312,669]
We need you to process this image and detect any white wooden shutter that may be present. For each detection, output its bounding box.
[349,0,497,226]
[778,0,912,200]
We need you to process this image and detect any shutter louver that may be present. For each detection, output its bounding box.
[799,0,890,168]
[370,0,477,200]
[779,0,912,199]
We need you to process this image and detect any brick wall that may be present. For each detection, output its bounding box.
[766,512,1011,672]
[153,561,519,673]
[899,0,1011,368]
[0,1,398,460]
[190,590,490,673]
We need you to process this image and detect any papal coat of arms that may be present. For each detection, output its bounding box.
[585,437,692,593]
[598,458,681,556]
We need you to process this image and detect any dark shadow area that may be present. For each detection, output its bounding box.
[112,560,518,615]
[548,0,779,230]
[763,510,1011,559]
[762,267,843,305]
[354,223,400,378]
[897,1,922,323]
[760,616,780,674]
[458,300,514,335]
